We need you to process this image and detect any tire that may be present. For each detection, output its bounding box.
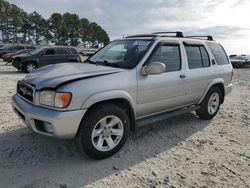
[24,62,37,73]
[76,103,130,159]
[196,86,222,120]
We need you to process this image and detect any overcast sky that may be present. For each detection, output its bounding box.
[8,0,250,54]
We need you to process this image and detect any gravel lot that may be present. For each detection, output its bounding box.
[0,62,249,188]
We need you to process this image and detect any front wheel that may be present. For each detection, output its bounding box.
[24,62,37,73]
[196,86,222,120]
[76,103,130,159]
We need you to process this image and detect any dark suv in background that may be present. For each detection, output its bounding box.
[0,45,35,58]
[12,47,81,72]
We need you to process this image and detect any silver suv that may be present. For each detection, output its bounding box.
[12,32,233,159]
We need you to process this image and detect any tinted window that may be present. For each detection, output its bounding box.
[30,48,44,55]
[45,49,55,55]
[207,42,229,65]
[148,44,181,72]
[14,46,25,50]
[200,46,210,67]
[185,46,203,69]
[185,46,210,69]
[56,48,67,55]
[26,46,36,49]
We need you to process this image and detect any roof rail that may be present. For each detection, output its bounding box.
[152,31,184,37]
[185,35,213,41]
[125,32,214,41]
[126,31,184,38]
[125,34,158,38]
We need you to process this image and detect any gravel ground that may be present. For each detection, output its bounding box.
[0,62,249,188]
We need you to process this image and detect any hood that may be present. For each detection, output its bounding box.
[23,63,123,90]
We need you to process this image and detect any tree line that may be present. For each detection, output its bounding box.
[0,0,109,47]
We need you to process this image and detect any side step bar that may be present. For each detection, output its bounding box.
[136,105,200,127]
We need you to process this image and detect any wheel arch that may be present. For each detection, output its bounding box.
[23,60,38,68]
[80,91,136,131]
[199,79,225,104]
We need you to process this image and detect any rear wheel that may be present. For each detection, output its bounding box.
[196,86,221,120]
[25,62,37,73]
[76,103,130,159]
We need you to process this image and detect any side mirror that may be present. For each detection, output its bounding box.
[141,62,166,76]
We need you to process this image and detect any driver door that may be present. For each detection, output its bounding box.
[39,48,56,67]
[137,42,188,117]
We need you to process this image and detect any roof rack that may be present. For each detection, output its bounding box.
[126,31,184,38]
[152,31,184,37]
[185,35,213,41]
[125,32,214,41]
[125,34,158,38]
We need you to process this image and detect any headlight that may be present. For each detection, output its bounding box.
[39,91,71,108]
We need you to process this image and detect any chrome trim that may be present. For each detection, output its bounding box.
[136,103,196,120]
[17,80,36,104]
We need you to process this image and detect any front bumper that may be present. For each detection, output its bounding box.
[12,94,87,138]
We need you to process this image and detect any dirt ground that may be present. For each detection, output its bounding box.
[0,62,249,188]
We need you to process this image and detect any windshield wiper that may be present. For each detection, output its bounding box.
[96,60,120,67]
[88,60,119,67]
[85,59,96,64]
[87,59,127,69]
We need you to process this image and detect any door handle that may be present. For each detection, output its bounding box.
[180,74,186,79]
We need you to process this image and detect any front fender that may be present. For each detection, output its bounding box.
[81,90,136,116]
[198,78,225,104]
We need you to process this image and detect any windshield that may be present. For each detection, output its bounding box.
[88,39,153,69]
[29,48,44,55]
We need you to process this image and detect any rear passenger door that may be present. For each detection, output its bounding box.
[183,42,216,104]
[54,48,69,63]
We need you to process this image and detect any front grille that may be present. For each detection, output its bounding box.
[17,81,34,103]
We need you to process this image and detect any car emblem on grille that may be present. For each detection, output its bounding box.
[20,86,27,95]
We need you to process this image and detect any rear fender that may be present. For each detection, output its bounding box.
[198,78,225,104]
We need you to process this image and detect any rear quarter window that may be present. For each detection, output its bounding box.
[207,42,229,65]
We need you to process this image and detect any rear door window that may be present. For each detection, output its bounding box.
[56,48,68,55]
[200,47,210,67]
[207,42,229,65]
[185,45,210,69]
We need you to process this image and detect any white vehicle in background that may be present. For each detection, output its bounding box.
[229,54,250,68]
